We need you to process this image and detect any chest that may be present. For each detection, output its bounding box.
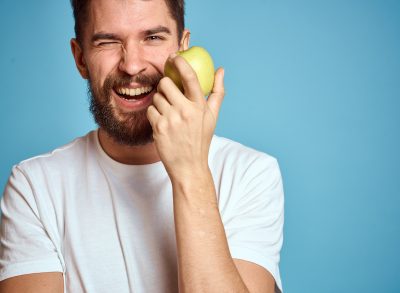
[60,175,178,292]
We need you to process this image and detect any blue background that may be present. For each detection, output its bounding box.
[1,0,399,292]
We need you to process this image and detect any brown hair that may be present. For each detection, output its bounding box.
[70,0,185,45]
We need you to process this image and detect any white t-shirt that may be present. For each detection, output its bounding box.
[0,130,284,292]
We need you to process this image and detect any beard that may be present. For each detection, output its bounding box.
[87,71,162,146]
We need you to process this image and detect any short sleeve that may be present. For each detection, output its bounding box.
[223,155,284,293]
[0,166,63,281]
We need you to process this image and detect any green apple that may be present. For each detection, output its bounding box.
[164,46,215,96]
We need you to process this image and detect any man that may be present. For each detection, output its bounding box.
[0,0,284,292]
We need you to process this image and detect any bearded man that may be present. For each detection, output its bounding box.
[0,0,284,292]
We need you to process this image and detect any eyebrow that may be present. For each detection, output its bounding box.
[91,33,120,43]
[91,26,172,43]
[143,26,172,36]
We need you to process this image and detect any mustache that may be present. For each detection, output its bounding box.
[105,72,163,90]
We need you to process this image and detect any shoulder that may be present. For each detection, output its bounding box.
[3,131,98,221]
[15,130,96,177]
[209,135,283,201]
[209,135,279,174]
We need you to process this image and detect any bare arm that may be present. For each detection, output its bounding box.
[172,170,275,293]
[234,259,276,293]
[0,272,63,293]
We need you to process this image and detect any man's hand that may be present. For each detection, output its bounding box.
[147,54,225,180]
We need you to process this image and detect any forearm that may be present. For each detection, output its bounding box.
[171,168,249,293]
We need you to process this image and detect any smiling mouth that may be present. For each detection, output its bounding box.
[114,86,154,100]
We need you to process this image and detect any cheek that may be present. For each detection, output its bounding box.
[145,44,180,73]
[86,49,122,82]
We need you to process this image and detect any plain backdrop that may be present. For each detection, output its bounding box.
[1,0,399,292]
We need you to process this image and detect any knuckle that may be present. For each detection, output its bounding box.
[186,70,198,82]
[180,108,191,121]
[184,109,199,123]
[169,112,181,126]
[155,119,168,133]
[153,92,163,104]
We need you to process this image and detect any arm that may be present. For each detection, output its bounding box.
[171,167,248,292]
[233,259,276,293]
[147,55,276,292]
[0,273,63,293]
[0,167,65,292]
[171,168,275,292]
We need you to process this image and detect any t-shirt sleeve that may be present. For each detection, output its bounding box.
[222,155,284,293]
[0,166,64,281]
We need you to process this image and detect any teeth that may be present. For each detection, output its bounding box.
[117,86,152,96]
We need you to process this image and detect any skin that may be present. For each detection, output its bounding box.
[0,0,276,292]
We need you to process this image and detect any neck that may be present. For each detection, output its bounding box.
[98,128,161,165]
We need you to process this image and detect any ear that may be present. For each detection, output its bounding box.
[179,29,190,51]
[70,38,89,79]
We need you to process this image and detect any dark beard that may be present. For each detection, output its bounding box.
[88,71,162,146]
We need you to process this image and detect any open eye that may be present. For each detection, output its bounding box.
[146,35,165,41]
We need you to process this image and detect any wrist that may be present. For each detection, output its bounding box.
[168,162,210,183]
[170,165,215,198]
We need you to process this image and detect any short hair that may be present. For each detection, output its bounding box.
[70,0,185,45]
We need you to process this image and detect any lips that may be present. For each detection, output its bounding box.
[115,86,154,100]
[112,85,155,111]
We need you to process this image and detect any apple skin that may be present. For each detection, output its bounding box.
[164,46,215,96]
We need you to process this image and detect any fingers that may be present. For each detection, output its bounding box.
[157,77,185,107]
[146,105,161,128]
[166,55,204,103]
[207,67,225,121]
[152,92,171,115]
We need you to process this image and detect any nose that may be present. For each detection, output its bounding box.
[118,42,147,76]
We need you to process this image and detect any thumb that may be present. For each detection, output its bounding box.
[207,67,225,121]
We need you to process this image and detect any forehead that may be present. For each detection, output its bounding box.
[86,0,176,35]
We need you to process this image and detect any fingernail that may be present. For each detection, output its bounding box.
[169,52,177,59]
